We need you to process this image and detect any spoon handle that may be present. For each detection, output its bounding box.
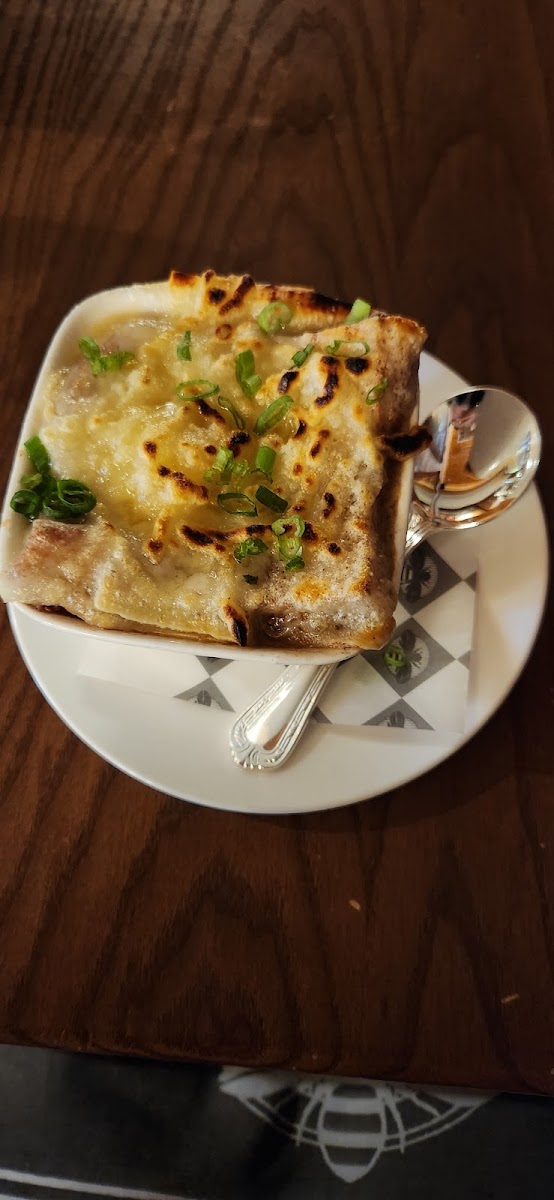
[229,663,336,770]
[229,509,436,771]
[404,503,438,556]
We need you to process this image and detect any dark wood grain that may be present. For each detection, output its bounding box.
[1,0,553,1092]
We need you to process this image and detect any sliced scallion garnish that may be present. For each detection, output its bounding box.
[19,472,43,491]
[235,349,262,399]
[177,379,219,401]
[383,644,408,671]
[291,344,314,368]
[271,516,306,568]
[217,491,257,516]
[254,445,276,479]
[56,479,96,513]
[10,437,97,523]
[203,447,234,482]
[325,339,370,356]
[10,489,42,518]
[24,435,50,477]
[232,459,249,478]
[271,515,305,539]
[177,330,192,361]
[218,395,245,429]
[102,350,135,371]
[345,298,371,324]
[255,485,288,514]
[79,336,135,376]
[277,534,302,561]
[257,301,293,334]
[254,396,293,435]
[366,378,389,405]
[43,479,97,520]
[234,536,268,563]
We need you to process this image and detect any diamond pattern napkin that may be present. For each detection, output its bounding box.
[78,537,477,734]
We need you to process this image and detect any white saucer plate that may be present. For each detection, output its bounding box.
[8,353,549,814]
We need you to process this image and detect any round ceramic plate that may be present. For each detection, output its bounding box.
[8,353,549,814]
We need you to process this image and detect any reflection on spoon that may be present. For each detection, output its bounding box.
[406,386,541,551]
[230,387,542,771]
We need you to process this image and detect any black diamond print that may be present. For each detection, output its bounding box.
[196,656,230,676]
[399,544,461,614]
[175,677,233,711]
[364,698,434,731]
[311,707,331,724]
[364,618,454,697]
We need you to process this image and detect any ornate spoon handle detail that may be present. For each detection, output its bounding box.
[229,663,337,770]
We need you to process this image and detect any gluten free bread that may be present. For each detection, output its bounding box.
[0,271,427,651]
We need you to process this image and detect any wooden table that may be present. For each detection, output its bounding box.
[1,0,553,1094]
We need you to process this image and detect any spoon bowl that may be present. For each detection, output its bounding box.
[405,386,541,552]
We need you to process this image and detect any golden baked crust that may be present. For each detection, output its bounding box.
[1,271,426,650]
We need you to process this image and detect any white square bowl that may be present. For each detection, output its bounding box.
[0,281,416,665]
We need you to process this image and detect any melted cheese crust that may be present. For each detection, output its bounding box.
[2,272,426,650]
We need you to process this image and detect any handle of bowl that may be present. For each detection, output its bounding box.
[229,662,337,770]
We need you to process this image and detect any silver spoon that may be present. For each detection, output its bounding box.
[230,387,541,770]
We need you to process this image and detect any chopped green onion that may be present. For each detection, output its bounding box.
[345,298,371,324]
[78,336,102,368]
[101,350,135,372]
[177,379,219,400]
[254,444,276,479]
[271,514,307,568]
[214,447,234,473]
[11,436,96,523]
[217,491,257,516]
[10,489,42,518]
[203,447,234,482]
[43,479,96,520]
[206,456,249,484]
[291,344,314,368]
[325,339,370,356]
[257,301,293,334]
[277,534,302,561]
[235,349,262,399]
[255,485,288,513]
[366,378,389,405]
[19,472,43,491]
[384,643,408,671]
[254,395,293,435]
[243,574,258,584]
[56,479,96,512]
[234,536,268,563]
[78,336,104,375]
[217,395,245,429]
[79,336,135,375]
[24,435,50,477]
[271,515,305,539]
[177,330,192,361]
[231,459,249,478]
